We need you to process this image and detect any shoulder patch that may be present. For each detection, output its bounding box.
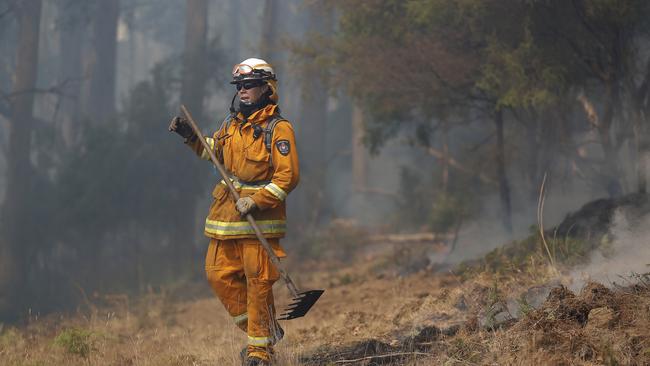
[275,139,290,156]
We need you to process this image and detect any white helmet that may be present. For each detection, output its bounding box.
[231,58,276,84]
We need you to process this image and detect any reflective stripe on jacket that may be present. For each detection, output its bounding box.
[187,104,299,240]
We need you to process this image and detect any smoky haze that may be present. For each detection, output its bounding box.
[0,0,649,323]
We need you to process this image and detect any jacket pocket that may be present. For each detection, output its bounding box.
[212,183,228,200]
[244,144,270,163]
[243,144,271,177]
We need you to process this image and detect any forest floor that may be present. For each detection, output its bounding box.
[2,203,650,365]
[1,245,649,365]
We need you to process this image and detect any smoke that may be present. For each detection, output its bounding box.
[443,181,597,264]
[569,208,650,291]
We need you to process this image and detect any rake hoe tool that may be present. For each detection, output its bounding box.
[179,105,324,320]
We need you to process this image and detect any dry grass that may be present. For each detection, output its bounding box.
[1,243,648,365]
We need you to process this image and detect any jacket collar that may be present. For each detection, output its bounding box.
[236,104,278,125]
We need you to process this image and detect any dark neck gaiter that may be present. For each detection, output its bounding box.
[238,94,273,119]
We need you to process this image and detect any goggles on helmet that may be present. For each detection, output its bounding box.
[235,80,265,91]
[231,63,276,83]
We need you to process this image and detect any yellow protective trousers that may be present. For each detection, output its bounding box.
[204,238,286,361]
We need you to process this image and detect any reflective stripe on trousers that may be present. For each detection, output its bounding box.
[248,335,271,346]
[205,219,286,236]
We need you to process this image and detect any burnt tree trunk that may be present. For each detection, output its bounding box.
[0,0,42,322]
[494,109,512,233]
[81,0,120,122]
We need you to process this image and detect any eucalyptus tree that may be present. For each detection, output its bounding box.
[0,0,43,322]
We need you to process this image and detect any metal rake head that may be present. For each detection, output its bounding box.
[278,290,324,320]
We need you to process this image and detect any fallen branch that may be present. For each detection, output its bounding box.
[355,186,400,199]
[334,352,431,364]
[369,232,455,243]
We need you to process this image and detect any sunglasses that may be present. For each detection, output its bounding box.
[235,80,264,91]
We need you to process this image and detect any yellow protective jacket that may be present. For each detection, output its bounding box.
[187,104,299,240]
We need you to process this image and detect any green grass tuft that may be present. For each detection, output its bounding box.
[53,327,94,358]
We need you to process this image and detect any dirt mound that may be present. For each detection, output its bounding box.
[518,282,616,329]
[554,193,649,241]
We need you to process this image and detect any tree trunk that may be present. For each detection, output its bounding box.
[523,111,540,202]
[260,0,280,63]
[352,104,368,190]
[494,109,512,233]
[259,0,286,113]
[632,107,648,194]
[598,83,623,197]
[441,119,450,193]
[174,0,209,275]
[0,0,42,322]
[297,2,332,225]
[229,0,241,63]
[180,0,208,121]
[81,0,120,122]
[632,62,650,194]
[56,3,84,147]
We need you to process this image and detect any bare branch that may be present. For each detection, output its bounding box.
[0,78,79,103]
[334,352,431,364]
[577,91,600,129]
[427,147,497,186]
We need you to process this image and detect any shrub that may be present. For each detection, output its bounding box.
[53,328,94,358]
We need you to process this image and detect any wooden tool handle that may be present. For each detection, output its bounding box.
[180,105,299,297]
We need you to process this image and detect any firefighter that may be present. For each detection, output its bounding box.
[169,58,299,366]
